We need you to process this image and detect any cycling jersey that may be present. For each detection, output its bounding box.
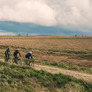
[5,48,11,55]
[14,50,21,58]
[25,53,33,59]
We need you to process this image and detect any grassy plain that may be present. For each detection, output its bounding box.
[0,36,92,74]
[0,36,92,92]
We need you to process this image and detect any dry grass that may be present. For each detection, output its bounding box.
[0,36,92,74]
[0,36,92,50]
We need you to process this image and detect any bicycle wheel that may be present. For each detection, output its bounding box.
[18,60,23,65]
[5,56,8,62]
[14,58,18,64]
[29,60,34,67]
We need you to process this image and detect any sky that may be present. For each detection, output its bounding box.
[0,0,92,36]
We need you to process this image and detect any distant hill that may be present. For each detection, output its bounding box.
[0,21,88,36]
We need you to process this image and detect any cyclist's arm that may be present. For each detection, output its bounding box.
[19,52,21,57]
[30,54,33,59]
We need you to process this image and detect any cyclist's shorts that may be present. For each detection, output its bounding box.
[25,55,28,59]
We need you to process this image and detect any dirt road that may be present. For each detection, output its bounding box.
[34,64,92,83]
[0,59,92,83]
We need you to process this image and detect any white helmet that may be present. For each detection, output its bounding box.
[17,48,19,51]
[29,51,32,54]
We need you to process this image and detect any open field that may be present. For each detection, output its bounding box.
[0,36,92,74]
[0,36,92,92]
[0,36,92,50]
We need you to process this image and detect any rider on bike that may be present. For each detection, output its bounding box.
[25,51,33,65]
[13,48,21,64]
[5,47,11,61]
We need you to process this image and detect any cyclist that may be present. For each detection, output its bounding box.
[25,51,33,65]
[5,47,11,61]
[13,48,21,64]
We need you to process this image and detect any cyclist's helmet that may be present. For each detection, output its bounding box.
[8,48,10,50]
[17,48,19,51]
[29,51,32,54]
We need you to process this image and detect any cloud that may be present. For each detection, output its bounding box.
[0,30,16,35]
[0,0,92,32]
[46,0,92,32]
[0,0,56,26]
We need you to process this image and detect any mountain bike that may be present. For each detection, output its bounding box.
[25,58,34,67]
[5,56,9,62]
[5,55,11,63]
[12,57,22,65]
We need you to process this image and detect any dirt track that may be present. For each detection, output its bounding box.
[34,64,92,83]
[0,59,92,83]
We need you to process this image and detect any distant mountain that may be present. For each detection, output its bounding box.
[0,21,88,36]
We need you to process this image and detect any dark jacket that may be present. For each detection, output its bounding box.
[25,53,32,59]
[5,48,11,55]
[14,50,21,57]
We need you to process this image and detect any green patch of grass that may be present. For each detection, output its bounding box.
[0,61,92,92]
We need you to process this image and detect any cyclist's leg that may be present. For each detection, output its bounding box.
[12,57,15,64]
[5,54,8,62]
[18,57,22,65]
[26,59,28,65]
[8,53,9,59]
[5,54,6,60]
[26,58,29,65]
[14,56,18,64]
[28,60,31,66]
[6,53,10,61]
